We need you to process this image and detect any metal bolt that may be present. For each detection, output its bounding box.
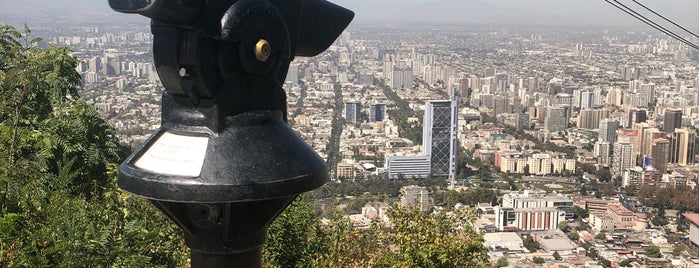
[254,39,271,62]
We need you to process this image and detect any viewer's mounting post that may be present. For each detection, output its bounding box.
[108,0,352,267]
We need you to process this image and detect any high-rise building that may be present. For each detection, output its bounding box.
[669,128,696,165]
[528,153,553,175]
[598,119,619,143]
[544,106,567,132]
[628,109,647,128]
[664,109,683,133]
[369,104,386,122]
[391,67,413,89]
[612,142,634,177]
[594,141,612,165]
[285,63,299,84]
[650,138,669,173]
[423,97,458,178]
[578,108,610,130]
[400,185,430,212]
[344,101,361,123]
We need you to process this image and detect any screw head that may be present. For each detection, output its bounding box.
[254,39,271,62]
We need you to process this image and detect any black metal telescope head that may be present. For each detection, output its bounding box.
[109,0,352,266]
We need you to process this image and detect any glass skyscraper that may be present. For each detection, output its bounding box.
[422,96,458,180]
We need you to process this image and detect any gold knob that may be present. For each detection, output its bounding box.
[254,39,271,62]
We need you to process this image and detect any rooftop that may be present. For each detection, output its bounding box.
[683,213,699,226]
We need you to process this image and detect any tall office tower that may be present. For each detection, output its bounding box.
[578,89,594,109]
[607,87,624,106]
[594,141,612,165]
[556,93,573,107]
[391,67,413,89]
[650,138,669,173]
[628,109,647,128]
[527,77,538,91]
[423,97,458,179]
[344,101,361,123]
[669,128,696,165]
[642,128,667,158]
[598,119,619,143]
[493,95,510,115]
[369,104,386,122]
[664,108,683,133]
[612,142,634,177]
[578,108,610,130]
[285,63,299,84]
[544,106,567,132]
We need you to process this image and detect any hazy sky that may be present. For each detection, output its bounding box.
[2,0,698,30]
[332,0,699,28]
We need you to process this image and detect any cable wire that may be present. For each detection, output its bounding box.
[630,0,699,40]
[604,0,699,50]
[607,0,699,50]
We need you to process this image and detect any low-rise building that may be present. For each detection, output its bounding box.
[495,207,566,231]
[684,213,699,247]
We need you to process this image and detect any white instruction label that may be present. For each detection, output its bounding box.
[134,132,209,177]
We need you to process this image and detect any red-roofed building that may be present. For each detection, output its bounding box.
[684,213,699,247]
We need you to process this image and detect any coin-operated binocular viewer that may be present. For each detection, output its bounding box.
[108,0,353,266]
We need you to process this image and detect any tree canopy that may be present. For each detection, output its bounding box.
[0,24,188,267]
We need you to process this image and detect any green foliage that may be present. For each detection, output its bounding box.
[532,256,545,264]
[644,245,661,258]
[568,231,580,241]
[309,177,446,199]
[0,24,187,267]
[651,215,669,226]
[495,257,508,267]
[432,188,499,208]
[672,245,683,256]
[378,79,423,145]
[264,204,491,268]
[523,236,539,252]
[385,207,490,267]
[595,231,607,240]
[559,221,570,232]
[264,195,325,268]
[619,259,632,267]
[552,251,561,260]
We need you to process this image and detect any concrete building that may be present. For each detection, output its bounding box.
[345,101,361,123]
[400,185,430,212]
[337,163,355,180]
[544,106,568,132]
[385,155,431,179]
[552,155,576,174]
[369,103,386,122]
[683,213,699,247]
[589,213,615,232]
[499,153,527,174]
[578,108,610,130]
[528,153,553,175]
[612,142,634,177]
[628,109,647,128]
[495,207,566,231]
[650,138,669,173]
[598,119,619,143]
[594,141,612,165]
[664,108,683,133]
[482,232,524,251]
[502,192,574,219]
[669,128,696,165]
